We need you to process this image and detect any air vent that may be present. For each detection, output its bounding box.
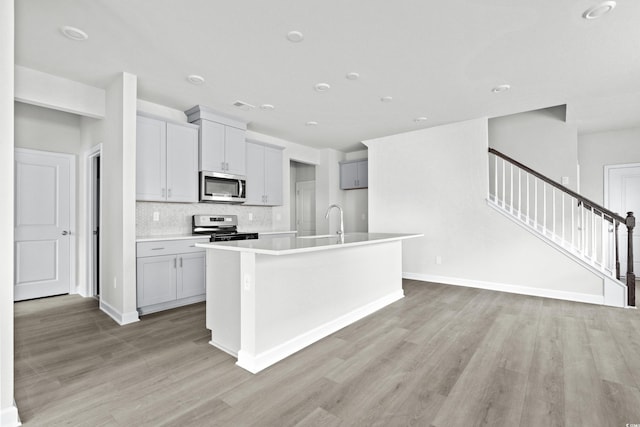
[232,100,256,111]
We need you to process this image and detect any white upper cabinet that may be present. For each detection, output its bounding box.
[340,159,368,189]
[166,122,199,202]
[136,115,199,202]
[244,141,283,206]
[186,105,248,176]
[199,120,226,173]
[136,115,166,200]
[197,120,246,175]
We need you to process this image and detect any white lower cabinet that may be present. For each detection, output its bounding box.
[136,238,208,314]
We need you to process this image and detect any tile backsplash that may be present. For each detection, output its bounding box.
[136,202,273,236]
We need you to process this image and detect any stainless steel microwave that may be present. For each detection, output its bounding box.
[200,171,246,203]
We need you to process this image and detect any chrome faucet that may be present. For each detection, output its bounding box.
[325,204,344,236]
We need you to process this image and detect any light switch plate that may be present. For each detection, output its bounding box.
[153,212,160,221]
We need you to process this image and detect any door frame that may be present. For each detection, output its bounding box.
[604,162,640,208]
[85,144,102,298]
[15,148,77,296]
[604,162,640,278]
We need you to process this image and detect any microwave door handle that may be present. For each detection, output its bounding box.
[238,179,244,198]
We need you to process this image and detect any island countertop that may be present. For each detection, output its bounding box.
[196,232,422,256]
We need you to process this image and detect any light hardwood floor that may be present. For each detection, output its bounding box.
[14,279,640,426]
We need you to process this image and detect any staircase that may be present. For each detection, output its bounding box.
[487,148,636,307]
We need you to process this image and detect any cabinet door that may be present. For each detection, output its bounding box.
[244,142,265,205]
[340,162,358,189]
[177,252,206,299]
[224,126,246,176]
[136,116,167,201]
[264,146,283,206]
[357,160,368,188]
[137,255,177,307]
[199,120,226,172]
[166,123,198,202]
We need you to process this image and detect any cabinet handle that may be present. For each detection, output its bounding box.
[151,247,165,250]
[180,257,183,268]
[226,162,229,171]
[168,188,172,198]
[174,258,177,268]
[162,188,166,197]
[221,161,226,171]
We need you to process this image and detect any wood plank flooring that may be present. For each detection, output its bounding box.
[14,279,640,426]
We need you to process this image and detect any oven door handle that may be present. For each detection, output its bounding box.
[238,179,244,199]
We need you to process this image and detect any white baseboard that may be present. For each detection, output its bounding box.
[236,290,405,374]
[403,272,604,306]
[209,339,238,358]
[99,299,139,326]
[1,403,21,427]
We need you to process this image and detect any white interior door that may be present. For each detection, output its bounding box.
[295,180,316,236]
[15,149,73,301]
[607,164,640,278]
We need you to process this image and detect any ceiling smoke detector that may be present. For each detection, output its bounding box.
[346,72,360,81]
[260,104,275,110]
[60,26,88,41]
[380,96,393,103]
[583,1,616,19]
[305,121,318,126]
[232,100,256,111]
[413,117,428,123]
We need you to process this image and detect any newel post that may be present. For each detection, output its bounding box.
[626,212,636,307]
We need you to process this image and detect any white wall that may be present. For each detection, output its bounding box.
[578,127,640,204]
[489,105,578,190]
[0,1,18,425]
[366,118,603,301]
[15,65,105,119]
[100,72,138,325]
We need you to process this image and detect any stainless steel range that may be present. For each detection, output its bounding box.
[192,214,259,242]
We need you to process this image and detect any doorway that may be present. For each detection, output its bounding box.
[87,146,102,297]
[290,161,316,236]
[605,163,640,279]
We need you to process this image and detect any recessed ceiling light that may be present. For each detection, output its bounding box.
[583,1,616,19]
[60,26,88,41]
[492,84,511,93]
[260,104,275,110]
[346,72,360,81]
[314,83,331,92]
[380,96,393,103]
[305,121,318,126]
[414,117,428,123]
[286,31,304,42]
[187,75,205,85]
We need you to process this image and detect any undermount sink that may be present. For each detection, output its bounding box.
[296,234,336,239]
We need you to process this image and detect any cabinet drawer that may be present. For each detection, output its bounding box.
[137,238,209,257]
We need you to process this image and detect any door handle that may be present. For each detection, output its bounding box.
[62,230,70,236]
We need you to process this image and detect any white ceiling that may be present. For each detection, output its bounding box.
[15,0,640,152]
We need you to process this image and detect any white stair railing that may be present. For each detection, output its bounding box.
[487,148,636,306]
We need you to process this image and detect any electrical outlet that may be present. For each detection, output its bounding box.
[248,213,253,221]
[243,274,251,291]
[435,256,442,265]
[561,176,570,185]
[153,211,160,222]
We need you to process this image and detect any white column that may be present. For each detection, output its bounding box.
[99,72,139,325]
[0,1,20,425]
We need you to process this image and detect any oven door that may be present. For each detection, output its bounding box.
[200,171,246,203]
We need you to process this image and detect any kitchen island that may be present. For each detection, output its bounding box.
[196,232,422,373]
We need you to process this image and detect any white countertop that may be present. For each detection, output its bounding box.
[136,234,210,242]
[195,232,422,256]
